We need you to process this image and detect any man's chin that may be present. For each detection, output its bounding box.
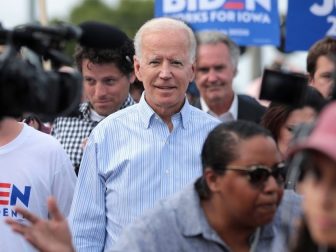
[95,108,115,117]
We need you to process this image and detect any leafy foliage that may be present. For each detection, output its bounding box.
[69,0,154,38]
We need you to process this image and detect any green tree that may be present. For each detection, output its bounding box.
[51,0,154,64]
[69,0,154,38]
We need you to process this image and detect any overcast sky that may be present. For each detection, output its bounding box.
[0,0,119,28]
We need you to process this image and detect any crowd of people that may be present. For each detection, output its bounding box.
[1,16,336,252]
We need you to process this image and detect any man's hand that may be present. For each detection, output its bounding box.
[6,197,75,252]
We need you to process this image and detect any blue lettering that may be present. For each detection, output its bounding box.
[1,207,19,217]
[10,185,31,207]
[11,210,17,218]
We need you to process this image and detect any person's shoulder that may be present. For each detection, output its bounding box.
[143,183,196,228]
[26,125,57,141]
[281,189,302,206]
[101,104,138,124]
[188,104,220,123]
[132,184,191,227]
[116,187,185,244]
[113,185,197,252]
[274,189,303,225]
[113,195,178,251]
[237,94,266,123]
[91,104,140,136]
[238,94,265,108]
[51,112,84,131]
[25,125,68,153]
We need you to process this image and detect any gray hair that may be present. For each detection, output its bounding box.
[196,31,240,70]
[134,17,196,63]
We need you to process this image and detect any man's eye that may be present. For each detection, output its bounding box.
[197,68,209,73]
[105,79,116,84]
[149,60,159,65]
[214,65,225,72]
[85,78,95,85]
[172,61,182,66]
[322,73,332,80]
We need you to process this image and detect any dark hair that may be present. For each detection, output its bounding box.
[261,86,327,142]
[22,113,50,134]
[307,37,336,77]
[304,86,328,112]
[74,38,134,75]
[195,120,272,199]
[290,218,336,252]
[261,103,292,142]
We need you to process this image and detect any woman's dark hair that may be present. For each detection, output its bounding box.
[304,85,328,112]
[290,218,336,252]
[261,103,292,142]
[195,120,272,200]
[261,86,327,143]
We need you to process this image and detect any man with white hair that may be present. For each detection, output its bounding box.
[194,31,266,123]
[68,17,220,251]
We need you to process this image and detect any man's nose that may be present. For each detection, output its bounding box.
[95,82,107,97]
[159,62,172,79]
[206,68,218,82]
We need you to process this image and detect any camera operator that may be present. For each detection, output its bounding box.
[51,22,136,175]
[0,22,92,251]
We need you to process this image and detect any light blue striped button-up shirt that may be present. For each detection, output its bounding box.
[69,94,220,252]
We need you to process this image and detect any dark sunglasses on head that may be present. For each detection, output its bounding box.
[225,163,286,188]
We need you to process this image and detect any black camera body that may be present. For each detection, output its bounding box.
[259,68,309,107]
[0,23,82,120]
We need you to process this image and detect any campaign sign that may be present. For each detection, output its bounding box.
[286,0,336,51]
[155,0,280,46]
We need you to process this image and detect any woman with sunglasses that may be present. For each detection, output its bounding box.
[6,120,301,252]
[193,120,300,252]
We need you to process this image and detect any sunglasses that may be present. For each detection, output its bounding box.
[225,163,286,188]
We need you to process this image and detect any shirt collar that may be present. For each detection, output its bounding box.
[175,182,275,244]
[79,102,91,120]
[175,183,228,247]
[200,94,238,120]
[80,94,135,121]
[137,92,191,129]
[90,108,105,122]
[229,94,238,119]
[120,94,136,109]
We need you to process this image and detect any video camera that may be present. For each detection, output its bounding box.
[0,22,83,120]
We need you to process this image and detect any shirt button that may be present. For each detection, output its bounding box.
[165,169,169,174]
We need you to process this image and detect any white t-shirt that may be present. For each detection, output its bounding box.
[0,124,77,251]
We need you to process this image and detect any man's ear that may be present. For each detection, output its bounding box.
[189,62,196,82]
[134,56,142,81]
[129,72,136,84]
[307,73,314,84]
